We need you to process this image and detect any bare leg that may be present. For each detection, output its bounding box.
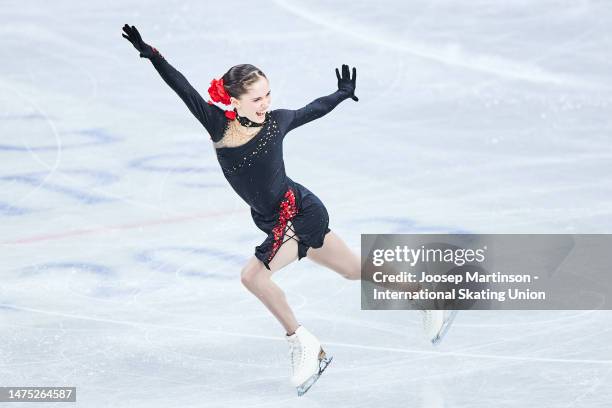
[306,231,361,280]
[240,222,301,334]
[241,227,418,335]
[307,231,420,291]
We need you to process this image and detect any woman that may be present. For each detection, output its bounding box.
[122,24,453,396]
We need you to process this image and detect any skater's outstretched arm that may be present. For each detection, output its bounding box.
[282,64,359,133]
[122,24,225,142]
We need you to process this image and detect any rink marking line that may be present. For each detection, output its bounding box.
[0,79,63,207]
[3,303,611,366]
[1,209,245,245]
[273,0,590,87]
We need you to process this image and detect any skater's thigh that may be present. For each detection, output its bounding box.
[306,231,360,280]
[268,222,299,273]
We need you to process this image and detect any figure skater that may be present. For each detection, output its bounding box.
[122,24,454,396]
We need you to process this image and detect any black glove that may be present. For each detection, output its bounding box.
[122,24,158,59]
[335,64,358,102]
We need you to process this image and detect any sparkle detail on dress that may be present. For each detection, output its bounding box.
[268,188,299,262]
[220,117,281,175]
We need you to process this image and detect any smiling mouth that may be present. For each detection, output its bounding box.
[256,111,266,118]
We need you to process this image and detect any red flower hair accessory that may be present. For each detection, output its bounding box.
[207,78,236,120]
[207,78,231,105]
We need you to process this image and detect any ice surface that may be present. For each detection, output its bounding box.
[1,0,612,406]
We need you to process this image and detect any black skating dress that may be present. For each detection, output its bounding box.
[149,53,351,270]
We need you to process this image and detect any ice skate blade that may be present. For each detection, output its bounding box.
[296,354,333,397]
[431,310,458,346]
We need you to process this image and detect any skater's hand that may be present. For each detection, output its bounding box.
[335,64,358,102]
[122,24,158,59]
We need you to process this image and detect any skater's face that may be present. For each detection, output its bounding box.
[231,76,271,124]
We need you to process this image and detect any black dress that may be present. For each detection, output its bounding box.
[150,53,351,270]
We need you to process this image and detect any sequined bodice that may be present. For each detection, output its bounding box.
[214,113,288,215]
[149,52,351,216]
[212,111,271,149]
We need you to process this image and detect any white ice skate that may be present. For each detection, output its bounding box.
[286,326,333,396]
[422,310,458,345]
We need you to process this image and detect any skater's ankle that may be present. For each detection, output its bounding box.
[286,324,301,336]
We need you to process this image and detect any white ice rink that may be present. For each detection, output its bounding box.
[1,0,612,406]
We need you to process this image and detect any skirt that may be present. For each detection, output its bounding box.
[251,182,331,270]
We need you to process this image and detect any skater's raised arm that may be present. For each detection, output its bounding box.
[122,24,225,141]
[283,64,359,133]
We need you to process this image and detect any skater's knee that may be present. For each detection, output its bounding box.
[240,262,267,289]
[240,267,257,288]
